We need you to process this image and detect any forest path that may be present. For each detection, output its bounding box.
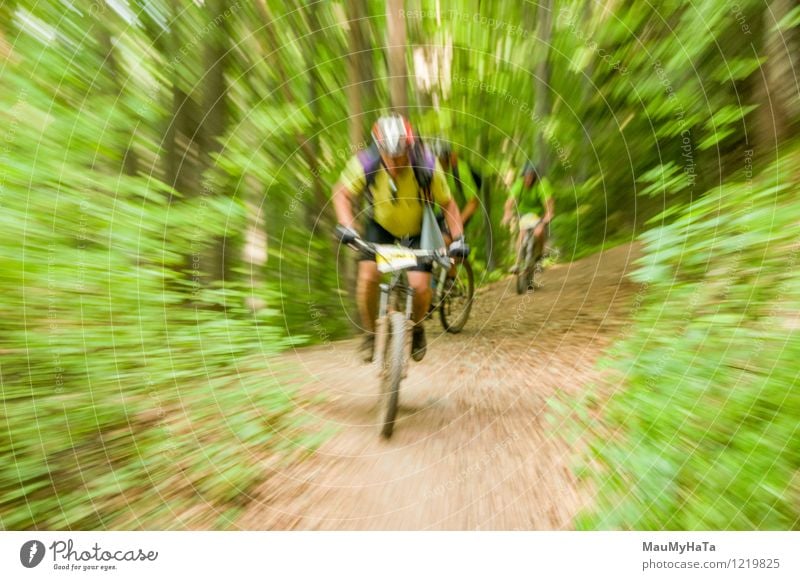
[239,242,641,530]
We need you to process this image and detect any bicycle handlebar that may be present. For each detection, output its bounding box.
[344,236,452,269]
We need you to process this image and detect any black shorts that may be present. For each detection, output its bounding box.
[358,219,433,273]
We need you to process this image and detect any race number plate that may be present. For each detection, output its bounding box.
[375,245,417,273]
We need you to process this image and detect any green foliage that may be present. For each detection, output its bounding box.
[0,0,326,530]
[1,0,798,531]
[568,151,800,529]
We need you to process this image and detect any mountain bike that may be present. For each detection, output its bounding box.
[342,232,451,438]
[430,257,474,333]
[516,219,544,295]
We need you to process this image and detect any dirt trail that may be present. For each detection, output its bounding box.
[239,242,641,530]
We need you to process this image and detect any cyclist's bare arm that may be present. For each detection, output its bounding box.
[534,198,555,240]
[443,197,463,240]
[543,197,555,224]
[502,196,516,226]
[332,182,356,229]
[461,197,479,224]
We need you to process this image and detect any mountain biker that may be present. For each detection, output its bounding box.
[501,161,555,277]
[332,114,468,363]
[430,138,482,240]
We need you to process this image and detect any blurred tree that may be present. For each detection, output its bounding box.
[386,0,408,112]
[755,0,800,150]
[201,0,234,283]
[93,17,139,176]
[347,0,369,145]
[532,0,553,174]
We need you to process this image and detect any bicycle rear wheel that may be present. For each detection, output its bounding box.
[378,311,407,439]
[439,259,474,333]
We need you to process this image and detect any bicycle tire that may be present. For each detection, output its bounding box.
[440,260,475,333]
[517,230,538,294]
[516,270,527,294]
[516,232,530,295]
[378,311,406,439]
[427,265,442,316]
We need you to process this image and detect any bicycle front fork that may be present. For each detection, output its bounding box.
[379,282,415,321]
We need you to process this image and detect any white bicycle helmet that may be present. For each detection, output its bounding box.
[371,113,414,157]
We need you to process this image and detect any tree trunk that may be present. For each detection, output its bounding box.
[341,0,370,326]
[482,176,495,272]
[201,0,228,163]
[579,1,594,184]
[242,176,268,312]
[163,1,200,197]
[347,0,369,146]
[474,129,495,272]
[386,0,408,113]
[532,0,553,175]
[302,3,330,230]
[755,0,799,152]
[95,23,139,176]
[200,0,231,283]
[255,2,321,177]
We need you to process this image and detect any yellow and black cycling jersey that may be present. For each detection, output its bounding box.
[338,155,452,239]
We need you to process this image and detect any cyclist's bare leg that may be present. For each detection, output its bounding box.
[357,260,380,333]
[407,271,432,361]
[516,228,525,259]
[510,228,525,272]
[407,271,433,324]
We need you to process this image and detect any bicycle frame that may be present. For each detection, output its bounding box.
[345,235,449,320]
[429,260,449,311]
[519,218,545,268]
[379,270,415,321]
[515,219,544,295]
[339,232,454,437]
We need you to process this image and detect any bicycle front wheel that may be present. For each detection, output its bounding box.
[516,232,534,294]
[378,311,407,439]
[516,270,527,294]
